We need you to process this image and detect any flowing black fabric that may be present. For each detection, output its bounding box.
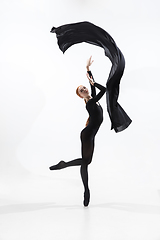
[50,21,132,132]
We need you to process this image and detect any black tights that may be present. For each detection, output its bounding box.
[58,158,90,191]
[50,137,94,205]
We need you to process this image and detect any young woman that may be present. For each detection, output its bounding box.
[50,56,106,206]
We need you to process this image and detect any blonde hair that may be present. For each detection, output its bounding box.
[76,86,90,127]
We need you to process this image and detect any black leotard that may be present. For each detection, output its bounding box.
[80,71,106,165]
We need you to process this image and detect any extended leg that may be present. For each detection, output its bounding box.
[49,158,82,170]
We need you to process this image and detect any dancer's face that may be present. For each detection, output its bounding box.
[78,85,89,98]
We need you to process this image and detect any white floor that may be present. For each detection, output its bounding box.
[1,169,160,240]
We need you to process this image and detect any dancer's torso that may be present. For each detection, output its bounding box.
[81,99,103,141]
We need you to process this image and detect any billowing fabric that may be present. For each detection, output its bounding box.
[50,21,132,132]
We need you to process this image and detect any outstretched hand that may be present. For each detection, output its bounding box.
[86,56,94,71]
[86,73,94,86]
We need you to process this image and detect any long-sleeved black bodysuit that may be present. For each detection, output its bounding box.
[50,71,106,206]
[81,71,106,165]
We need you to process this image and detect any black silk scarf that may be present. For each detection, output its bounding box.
[50,21,132,132]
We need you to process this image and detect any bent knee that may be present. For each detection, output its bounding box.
[87,159,92,165]
[82,158,92,165]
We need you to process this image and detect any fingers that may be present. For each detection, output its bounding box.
[86,73,91,79]
[86,73,94,85]
[86,73,91,82]
[89,56,94,65]
[86,56,94,67]
[90,56,94,63]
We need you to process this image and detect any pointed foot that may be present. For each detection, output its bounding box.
[49,161,66,170]
[83,189,90,207]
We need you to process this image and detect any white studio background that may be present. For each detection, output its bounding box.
[0,0,160,239]
[0,0,159,184]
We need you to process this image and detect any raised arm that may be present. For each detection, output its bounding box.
[86,56,106,101]
[93,82,106,102]
[86,56,96,97]
[87,71,96,98]
[86,73,106,102]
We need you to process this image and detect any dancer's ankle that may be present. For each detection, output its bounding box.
[83,188,90,207]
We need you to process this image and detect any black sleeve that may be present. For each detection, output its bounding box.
[93,82,106,102]
[87,71,96,98]
[87,70,106,102]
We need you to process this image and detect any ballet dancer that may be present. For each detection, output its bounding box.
[49,56,106,207]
